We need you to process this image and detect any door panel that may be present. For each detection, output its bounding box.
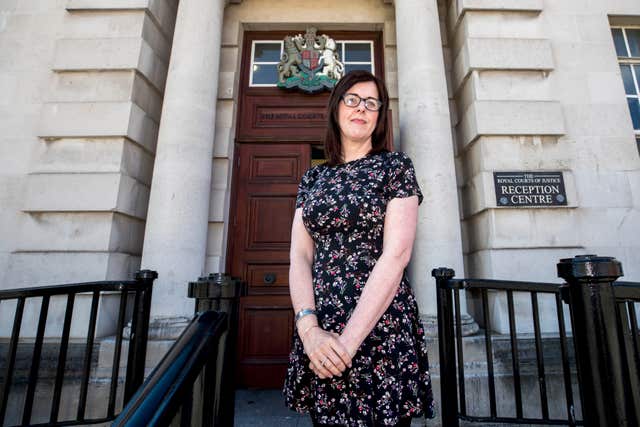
[246,264,290,295]
[247,196,295,249]
[237,295,294,388]
[230,143,310,387]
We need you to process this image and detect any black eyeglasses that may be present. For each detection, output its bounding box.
[341,93,383,112]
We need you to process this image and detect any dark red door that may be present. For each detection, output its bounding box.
[228,31,384,388]
[230,143,310,387]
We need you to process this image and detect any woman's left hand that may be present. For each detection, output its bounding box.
[304,328,352,379]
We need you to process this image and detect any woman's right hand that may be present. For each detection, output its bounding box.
[302,327,352,379]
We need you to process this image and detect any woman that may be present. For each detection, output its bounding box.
[284,70,435,426]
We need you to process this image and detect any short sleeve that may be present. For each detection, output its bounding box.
[295,167,316,209]
[384,152,424,204]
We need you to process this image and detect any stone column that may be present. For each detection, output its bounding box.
[141,0,226,334]
[394,0,477,335]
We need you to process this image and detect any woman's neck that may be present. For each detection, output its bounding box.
[341,139,373,163]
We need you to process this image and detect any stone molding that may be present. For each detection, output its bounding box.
[464,208,582,253]
[66,0,178,40]
[457,100,565,149]
[52,37,168,94]
[453,38,554,94]
[5,252,141,288]
[23,173,150,220]
[15,212,145,254]
[38,101,159,153]
[448,0,543,31]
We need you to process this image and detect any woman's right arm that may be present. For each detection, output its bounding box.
[289,208,351,378]
[289,208,316,322]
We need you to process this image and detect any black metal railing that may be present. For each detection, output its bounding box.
[558,256,640,426]
[188,273,244,427]
[111,310,228,427]
[614,280,640,410]
[434,269,578,426]
[0,270,157,427]
[435,255,640,427]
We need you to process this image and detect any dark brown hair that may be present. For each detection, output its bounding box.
[324,70,390,166]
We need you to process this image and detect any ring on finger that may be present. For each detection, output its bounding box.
[320,357,328,367]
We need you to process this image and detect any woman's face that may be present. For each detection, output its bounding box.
[337,81,379,146]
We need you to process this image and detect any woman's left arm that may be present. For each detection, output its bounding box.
[338,194,419,356]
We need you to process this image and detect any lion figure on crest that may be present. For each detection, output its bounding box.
[277,36,302,83]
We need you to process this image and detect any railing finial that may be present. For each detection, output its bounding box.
[557,254,623,284]
[135,270,159,281]
[432,267,455,280]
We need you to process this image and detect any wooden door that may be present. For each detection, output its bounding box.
[229,31,384,388]
[230,143,311,387]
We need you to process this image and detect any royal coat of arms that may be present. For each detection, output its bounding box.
[277,27,344,93]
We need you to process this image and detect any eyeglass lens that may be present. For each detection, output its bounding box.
[343,94,382,111]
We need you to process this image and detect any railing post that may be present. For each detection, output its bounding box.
[189,275,221,314]
[433,267,459,427]
[557,255,637,427]
[124,269,158,402]
[188,273,242,426]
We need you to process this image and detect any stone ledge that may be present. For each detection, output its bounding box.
[38,101,159,154]
[16,213,144,256]
[128,101,160,153]
[141,12,172,63]
[460,0,543,14]
[457,101,566,149]
[29,137,154,186]
[40,101,130,137]
[23,173,150,220]
[52,38,168,93]
[67,0,148,9]
[453,38,554,93]
[66,0,177,40]
[449,0,543,31]
[121,138,155,185]
[450,8,544,55]
[63,8,145,39]
[146,0,178,42]
[460,136,576,182]
[30,137,127,174]
[4,251,141,290]
[463,207,581,254]
[466,247,585,284]
[457,71,553,117]
[15,212,140,253]
[49,70,136,103]
[53,37,141,70]
[116,173,151,219]
[131,72,163,122]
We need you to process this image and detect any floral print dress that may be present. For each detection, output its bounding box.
[283,150,435,426]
